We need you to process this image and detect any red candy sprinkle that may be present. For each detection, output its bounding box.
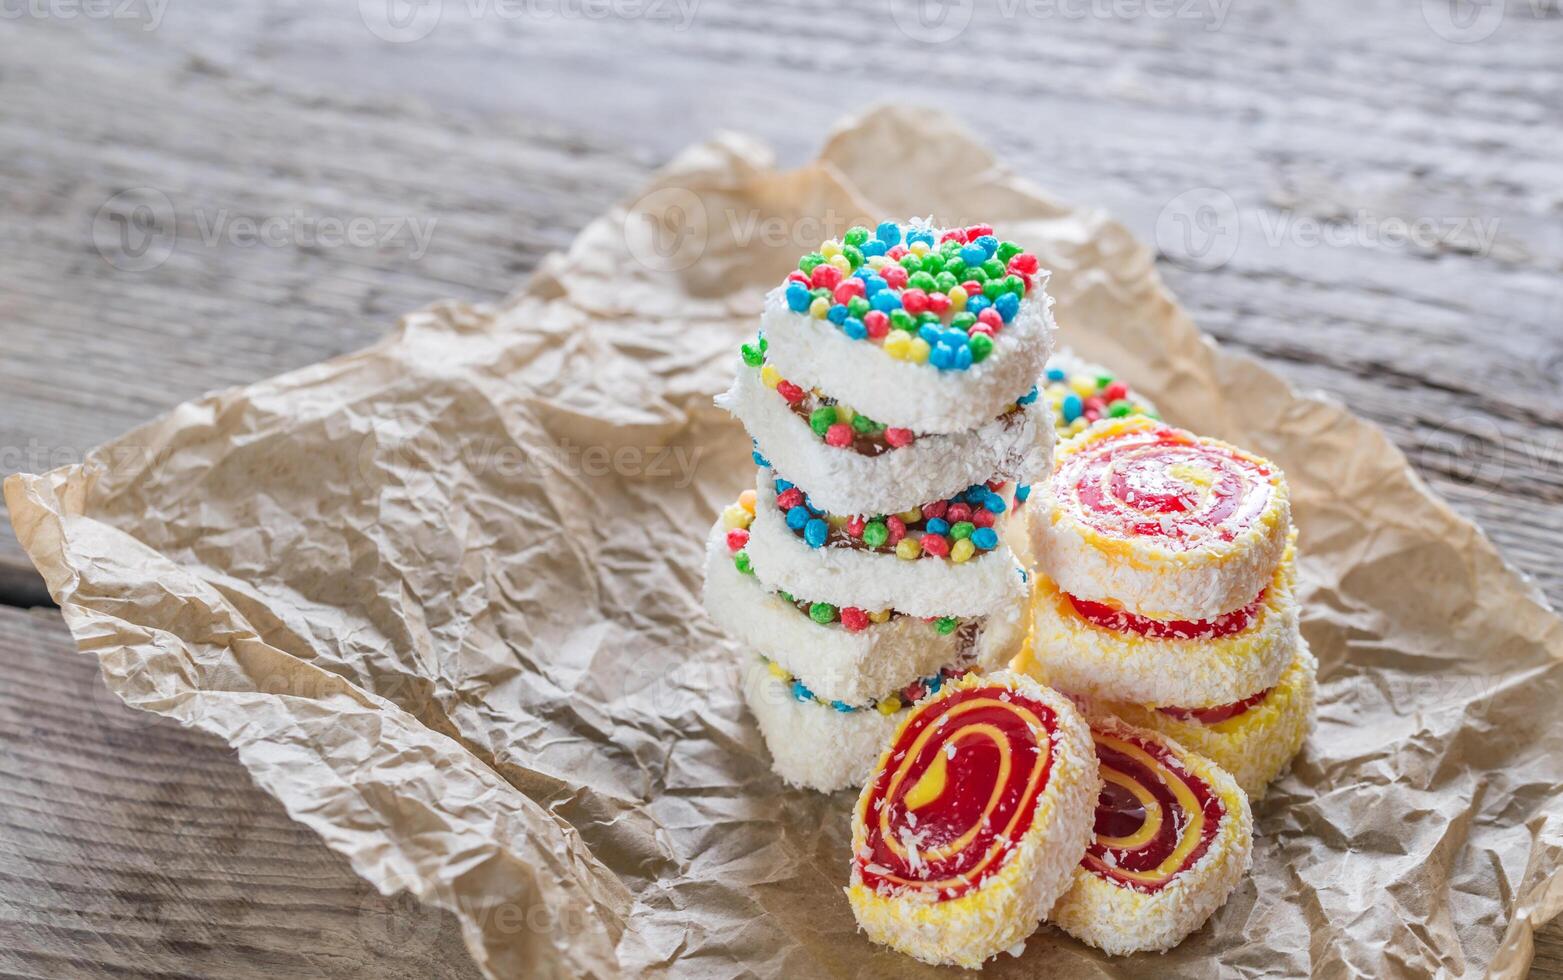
[922,499,948,520]
[776,487,805,510]
[1084,396,1107,414]
[882,265,909,289]
[920,533,950,558]
[1008,252,1040,276]
[1085,409,1102,422]
[987,479,1006,491]
[977,308,1004,331]
[864,310,890,339]
[1103,380,1130,402]
[846,515,866,537]
[966,224,994,239]
[726,529,749,552]
[960,279,983,296]
[886,515,907,545]
[946,502,972,523]
[902,680,927,702]
[940,229,966,243]
[901,288,930,315]
[777,380,806,405]
[810,264,843,290]
[840,607,870,632]
[972,507,996,528]
[968,323,994,338]
[884,427,915,448]
[825,423,853,447]
[887,245,909,260]
[833,279,865,304]
[927,292,951,314]
[786,271,809,285]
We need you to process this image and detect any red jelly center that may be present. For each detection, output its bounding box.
[855,687,1056,901]
[1083,732,1224,893]
[1158,687,1273,725]
[1068,589,1264,640]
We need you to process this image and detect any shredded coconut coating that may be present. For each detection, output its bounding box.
[1091,639,1318,800]
[762,281,1055,435]
[1025,540,1300,708]
[1032,416,1292,621]
[717,362,1054,516]
[847,671,1100,969]
[746,468,1028,619]
[702,520,1024,705]
[1046,717,1253,956]
[741,658,900,793]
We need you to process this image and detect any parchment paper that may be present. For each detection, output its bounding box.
[9,106,1563,979]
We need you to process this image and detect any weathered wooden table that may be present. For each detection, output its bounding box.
[3,2,1559,976]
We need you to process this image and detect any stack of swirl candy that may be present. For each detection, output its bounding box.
[1018,412,1317,954]
[703,220,1057,793]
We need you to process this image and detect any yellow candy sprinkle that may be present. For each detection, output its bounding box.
[908,337,931,364]
[738,489,757,514]
[896,537,922,560]
[835,404,855,425]
[948,286,967,311]
[829,254,852,274]
[768,660,790,681]
[867,255,889,269]
[761,364,781,388]
[809,297,829,319]
[820,240,842,259]
[826,513,849,528]
[868,609,892,624]
[909,240,930,256]
[722,505,752,530]
[1069,417,1089,435]
[897,507,923,524]
[876,696,902,716]
[883,332,911,359]
[951,537,976,563]
[1069,376,1097,399]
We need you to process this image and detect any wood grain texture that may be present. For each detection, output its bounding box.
[1,0,1560,975]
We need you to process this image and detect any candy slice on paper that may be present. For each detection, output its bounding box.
[1049,718,1253,956]
[847,670,1098,968]
[1032,415,1292,621]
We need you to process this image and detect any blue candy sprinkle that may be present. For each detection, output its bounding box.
[861,240,887,258]
[870,291,902,313]
[862,275,887,297]
[791,680,813,702]
[785,505,810,530]
[967,295,992,316]
[906,229,935,247]
[953,344,973,370]
[1017,385,1040,406]
[785,283,811,313]
[1046,367,1067,382]
[843,316,867,340]
[1015,483,1032,503]
[827,304,849,325]
[926,673,943,693]
[942,327,966,347]
[1062,393,1083,422]
[875,220,902,246]
[972,527,999,550]
[959,244,987,266]
[831,700,855,713]
[804,518,828,548]
[984,493,1007,514]
[925,517,951,536]
[752,451,770,467]
[804,495,822,514]
[918,324,942,346]
[974,234,999,258]
[929,344,954,370]
[994,292,1020,323]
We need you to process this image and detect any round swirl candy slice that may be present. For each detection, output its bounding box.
[1090,638,1317,800]
[1026,534,1300,708]
[1049,718,1252,955]
[717,356,1053,516]
[1033,416,1292,621]
[848,671,1098,968]
[764,221,1056,435]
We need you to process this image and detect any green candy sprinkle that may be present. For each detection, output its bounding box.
[811,286,831,301]
[734,552,753,575]
[809,406,837,435]
[981,258,1006,279]
[908,271,937,292]
[862,521,889,548]
[982,279,1006,300]
[945,255,967,276]
[1003,274,1025,296]
[951,311,977,330]
[935,617,959,635]
[921,253,945,275]
[890,310,916,332]
[965,265,989,283]
[847,296,870,318]
[779,591,794,603]
[1109,399,1134,417]
[842,244,864,268]
[1096,373,1115,389]
[917,311,941,326]
[900,254,921,273]
[851,413,877,434]
[996,241,1021,262]
[740,343,764,367]
[809,602,837,624]
[968,333,994,362]
[951,521,975,540]
[799,252,824,274]
[934,271,959,293]
[940,238,962,256]
[844,226,870,247]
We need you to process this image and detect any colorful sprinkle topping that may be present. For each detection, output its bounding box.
[771,474,1007,560]
[1043,364,1157,438]
[762,653,976,715]
[780,222,1041,372]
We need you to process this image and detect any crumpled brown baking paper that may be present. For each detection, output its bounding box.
[9,106,1563,979]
